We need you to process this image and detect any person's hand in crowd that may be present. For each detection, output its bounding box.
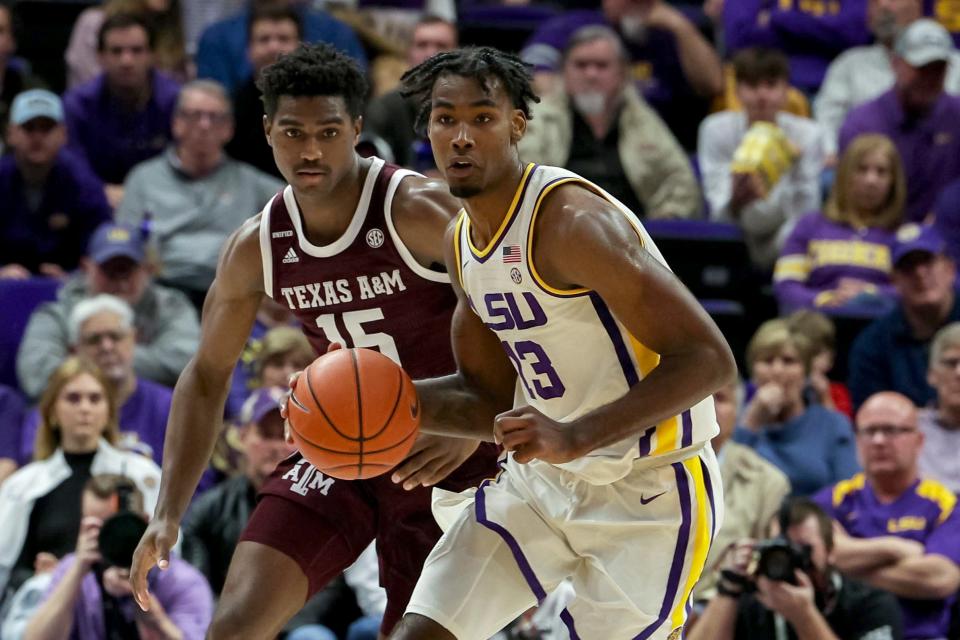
[0,263,31,279]
[755,571,817,625]
[730,172,765,214]
[103,566,134,598]
[721,538,757,578]
[38,263,68,280]
[75,517,103,572]
[34,552,59,574]
[703,0,723,23]
[744,382,785,428]
[104,184,125,209]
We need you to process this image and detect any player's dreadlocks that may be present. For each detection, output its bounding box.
[258,43,368,120]
[399,46,540,134]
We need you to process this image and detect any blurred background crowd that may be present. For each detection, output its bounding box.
[1,0,960,638]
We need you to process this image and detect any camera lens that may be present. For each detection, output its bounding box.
[760,549,793,581]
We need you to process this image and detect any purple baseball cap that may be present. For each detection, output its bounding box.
[892,223,948,267]
[87,223,146,265]
[240,387,286,437]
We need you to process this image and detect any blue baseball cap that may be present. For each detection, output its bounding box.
[893,223,948,267]
[240,387,286,437]
[87,223,146,265]
[10,89,64,126]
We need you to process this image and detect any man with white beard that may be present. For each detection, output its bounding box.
[517,25,701,220]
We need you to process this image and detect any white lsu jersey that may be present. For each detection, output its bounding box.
[455,163,719,484]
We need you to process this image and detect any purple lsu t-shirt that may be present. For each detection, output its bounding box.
[20,377,172,465]
[815,474,960,639]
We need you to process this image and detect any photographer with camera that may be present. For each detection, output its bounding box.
[688,498,903,640]
[21,474,212,640]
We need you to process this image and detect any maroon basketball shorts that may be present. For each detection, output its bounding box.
[239,443,499,633]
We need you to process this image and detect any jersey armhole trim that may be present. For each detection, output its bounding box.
[258,195,276,299]
[383,168,450,284]
[453,212,467,288]
[526,177,648,298]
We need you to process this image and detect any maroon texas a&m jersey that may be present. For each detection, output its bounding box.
[258,157,457,378]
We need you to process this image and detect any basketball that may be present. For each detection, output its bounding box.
[286,347,421,480]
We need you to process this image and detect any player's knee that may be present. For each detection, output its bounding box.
[388,613,456,640]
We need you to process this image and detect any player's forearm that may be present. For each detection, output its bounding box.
[154,360,231,523]
[570,342,735,455]
[861,555,960,599]
[416,374,502,442]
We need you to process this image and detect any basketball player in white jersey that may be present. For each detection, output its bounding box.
[387,48,739,639]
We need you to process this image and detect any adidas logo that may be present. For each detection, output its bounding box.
[282,247,299,264]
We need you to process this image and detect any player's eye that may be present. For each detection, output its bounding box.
[436,114,454,125]
[284,129,301,138]
[476,114,493,124]
[322,129,339,138]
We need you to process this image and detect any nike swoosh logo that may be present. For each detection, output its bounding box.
[640,491,667,505]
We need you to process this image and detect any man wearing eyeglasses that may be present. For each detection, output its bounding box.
[814,391,960,640]
[115,80,282,311]
[918,322,960,494]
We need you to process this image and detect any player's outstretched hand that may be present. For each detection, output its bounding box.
[280,343,344,444]
[130,518,179,612]
[392,434,480,490]
[494,406,582,465]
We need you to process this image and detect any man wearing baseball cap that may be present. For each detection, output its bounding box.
[15,222,200,399]
[839,19,960,223]
[849,224,959,409]
[0,89,111,279]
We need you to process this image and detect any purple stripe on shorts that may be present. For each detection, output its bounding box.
[588,292,639,387]
[474,480,582,639]
[638,425,655,456]
[634,462,692,640]
[701,456,718,540]
[681,410,693,448]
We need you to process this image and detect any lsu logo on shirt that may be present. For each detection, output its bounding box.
[887,516,927,533]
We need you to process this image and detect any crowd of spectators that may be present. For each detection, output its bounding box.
[2,0,960,638]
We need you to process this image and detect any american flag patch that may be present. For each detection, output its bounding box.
[503,245,522,263]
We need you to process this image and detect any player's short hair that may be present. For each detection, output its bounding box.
[68,294,135,346]
[400,46,540,134]
[732,47,789,85]
[746,318,814,376]
[98,12,155,52]
[247,3,303,43]
[257,43,368,121]
[931,322,960,366]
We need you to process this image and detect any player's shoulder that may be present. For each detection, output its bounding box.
[392,173,462,225]
[216,211,268,290]
[536,179,636,249]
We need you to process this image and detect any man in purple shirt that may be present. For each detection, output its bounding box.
[63,13,181,204]
[814,391,960,640]
[19,294,173,466]
[0,90,111,279]
[839,19,960,223]
[724,0,870,93]
[520,0,723,149]
[22,474,213,640]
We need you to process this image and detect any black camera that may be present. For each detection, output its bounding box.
[97,483,148,569]
[754,537,813,584]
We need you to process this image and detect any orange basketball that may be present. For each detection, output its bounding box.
[286,347,420,480]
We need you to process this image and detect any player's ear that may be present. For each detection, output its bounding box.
[263,114,273,148]
[353,115,363,144]
[510,110,526,144]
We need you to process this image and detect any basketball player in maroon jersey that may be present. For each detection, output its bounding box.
[129,44,499,638]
